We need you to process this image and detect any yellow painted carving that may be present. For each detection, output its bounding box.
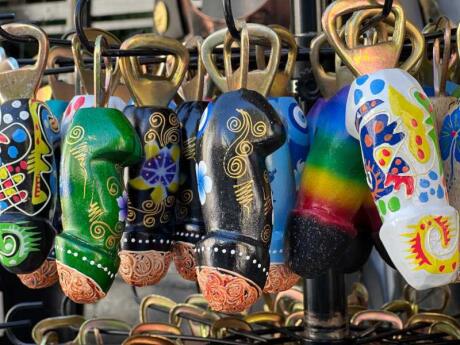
[403,215,458,274]
[27,101,52,205]
[389,86,431,163]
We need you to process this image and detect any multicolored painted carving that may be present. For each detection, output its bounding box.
[287,86,369,278]
[60,95,126,138]
[17,99,63,288]
[195,90,285,312]
[56,107,142,303]
[263,97,307,293]
[346,69,459,290]
[173,100,208,281]
[0,99,59,275]
[118,107,180,286]
[437,100,460,214]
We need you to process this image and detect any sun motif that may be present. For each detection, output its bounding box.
[403,215,458,274]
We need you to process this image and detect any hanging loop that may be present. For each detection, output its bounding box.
[360,0,393,34]
[75,0,94,53]
[223,0,241,40]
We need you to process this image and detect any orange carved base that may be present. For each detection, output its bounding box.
[18,259,58,289]
[196,266,261,313]
[56,262,105,304]
[118,250,172,286]
[263,264,299,294]
[173,242,197,281]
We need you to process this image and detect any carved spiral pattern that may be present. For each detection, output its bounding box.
[118,250,172,286]
[197,267,260,313]
[106,176,120,196]
[224,109,267,179]
[90,221,110,241]
[144,112,180,147]
[65,125,85,145]
[261,224,271,244]
[263,264,300,294]
[56,262,105,303]
[18,259,58,289]
[173,242,197,281]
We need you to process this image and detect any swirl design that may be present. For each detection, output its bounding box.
[130,196,174,228]
[106,176,120,196]
[263,264,299,294]
[197,267,261,313]
[260,224,271,244]
[224,109,267,179]
[118,250,172,286]
[18,259,58,289]
[65,125,85,145]
[144,112,180,146]
[57,262,105,303]
[173,242,197,281]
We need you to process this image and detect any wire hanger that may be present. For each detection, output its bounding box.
[223,0,241,40]
[360,0,393,34]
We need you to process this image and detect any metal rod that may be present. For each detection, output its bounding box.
[304,270,349,344]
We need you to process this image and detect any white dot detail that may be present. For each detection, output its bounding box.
[258,264,261,268]
[73,252,78,257]
[214,247,218,252]
[19,111,29,120]
[12,100,21,108]
[90,261,95,265]
[83,257,87,261]
[67,250,71,254]
[131,238,135,243]
[263,268,266,272]
[222,249,227,254]
[230,250,235,255]
[97,264,102,268]
[252,259,257,264]
[246,256,250,260]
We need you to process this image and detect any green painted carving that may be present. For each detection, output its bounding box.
[56,107,142,303]
[0,221,40,268]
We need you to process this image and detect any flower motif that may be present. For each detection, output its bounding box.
[196,161,213,205]
[439,107,460,186]
[197,103,213,139]
[129,142,180,203]
[117,191,128,222]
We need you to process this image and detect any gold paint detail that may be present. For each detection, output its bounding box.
[224,108,267,179]
[128,196,175,228]
[183,137,196,160]
[233,180,254,215]
[145,112,180,146]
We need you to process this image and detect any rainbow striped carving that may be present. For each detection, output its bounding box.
[346,68,459,290]
[287,86,369,278]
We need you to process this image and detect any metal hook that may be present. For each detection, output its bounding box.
[223,0,241,40]
[0,13,71,46]
[75,0,94,53]
[5,301,43,345]
[360,0,394,34]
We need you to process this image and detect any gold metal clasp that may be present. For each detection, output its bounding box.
[120,34,189,107]
[0,23,48,103]
[322,0,405,76]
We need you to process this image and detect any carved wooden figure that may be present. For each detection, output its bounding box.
[118,35,188,286]
[173,37,207,281]
[55,36,142,303]
[322,0,460,289]
[0,24,60,289]
[257,26,307,293]
[197,23,285,312]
